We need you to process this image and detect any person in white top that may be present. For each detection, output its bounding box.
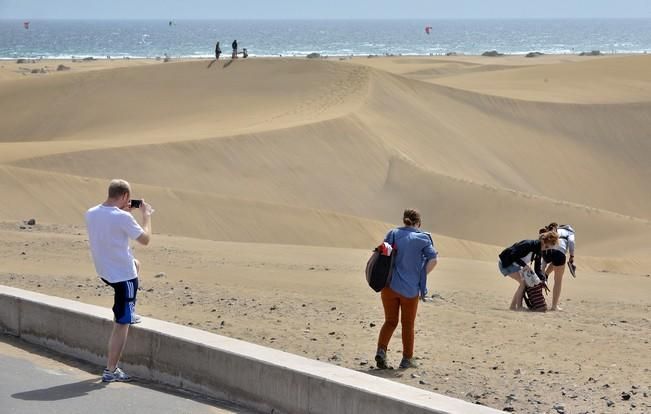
[85,179,153,382]
[540,222,576,311]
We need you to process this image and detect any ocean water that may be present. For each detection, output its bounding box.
[1,19,650,59]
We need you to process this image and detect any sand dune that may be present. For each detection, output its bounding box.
[351,67,651,219]
[2,55,651,412]
[0,59,369,144]
[0,165,391,248]
[0,165,499,261]
[6,57,650,249]
[424,55,651,103]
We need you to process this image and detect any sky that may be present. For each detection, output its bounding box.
[1,0,650,20]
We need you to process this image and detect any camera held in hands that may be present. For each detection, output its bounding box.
[129,199,142,209]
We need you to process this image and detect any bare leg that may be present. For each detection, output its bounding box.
[106,323,129,371]
[550,265,565,311]
[507,272,525,310]
[544,263,554,277]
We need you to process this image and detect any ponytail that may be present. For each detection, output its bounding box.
[403,209,421,227]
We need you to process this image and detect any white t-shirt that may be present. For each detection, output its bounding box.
[85,204,144,283]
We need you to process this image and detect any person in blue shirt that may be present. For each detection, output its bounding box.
[375,209,438,370]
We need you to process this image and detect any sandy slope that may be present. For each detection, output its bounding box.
[0,223,649,414]
[425,55,651,103]
[0,59,368,145]
[3,58,651,246]
[1,55,650,412]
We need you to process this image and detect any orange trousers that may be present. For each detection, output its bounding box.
[377,287,419,358]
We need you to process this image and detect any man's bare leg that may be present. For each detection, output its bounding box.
[106,323,129,371]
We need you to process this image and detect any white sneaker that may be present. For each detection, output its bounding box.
[102,367,132,382]
[130,314,142,324]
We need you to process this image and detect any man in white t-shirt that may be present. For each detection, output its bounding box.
[86,179,153,382]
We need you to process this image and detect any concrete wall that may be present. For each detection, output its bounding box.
[0,285,502,414]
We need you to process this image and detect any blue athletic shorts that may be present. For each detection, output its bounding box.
[102,278,138,324]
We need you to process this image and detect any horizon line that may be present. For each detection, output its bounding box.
[2,17,651,21]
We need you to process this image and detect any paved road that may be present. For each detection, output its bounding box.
[0,335,256,414]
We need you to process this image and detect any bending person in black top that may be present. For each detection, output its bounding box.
[498,231,559,311]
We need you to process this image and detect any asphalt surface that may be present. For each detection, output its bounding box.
[0,335,257,414]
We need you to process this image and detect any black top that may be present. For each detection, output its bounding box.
[232,40,238,49]
[215,43,221,53]
[499,239,544,277]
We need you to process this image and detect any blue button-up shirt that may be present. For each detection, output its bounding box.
[384,227,438,298]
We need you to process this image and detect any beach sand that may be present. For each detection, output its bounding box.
[1,55,650,412]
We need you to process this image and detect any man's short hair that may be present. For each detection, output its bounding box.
[108,179,131,199]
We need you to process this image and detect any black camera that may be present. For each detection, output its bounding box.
[129,199,142,208]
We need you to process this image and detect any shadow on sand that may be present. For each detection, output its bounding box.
[355,366,401,379]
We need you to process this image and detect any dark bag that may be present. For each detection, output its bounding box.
[365,231,396,292]
[523,283,547,312]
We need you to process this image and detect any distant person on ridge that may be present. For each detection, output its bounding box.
[539,222,576,311]
[375,209,438,370]
[215,41,222,60]
[232,39,238,59]
[498,231,558,311]
[85,179,154,382]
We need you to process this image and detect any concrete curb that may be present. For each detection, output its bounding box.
[0,285,502,414]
